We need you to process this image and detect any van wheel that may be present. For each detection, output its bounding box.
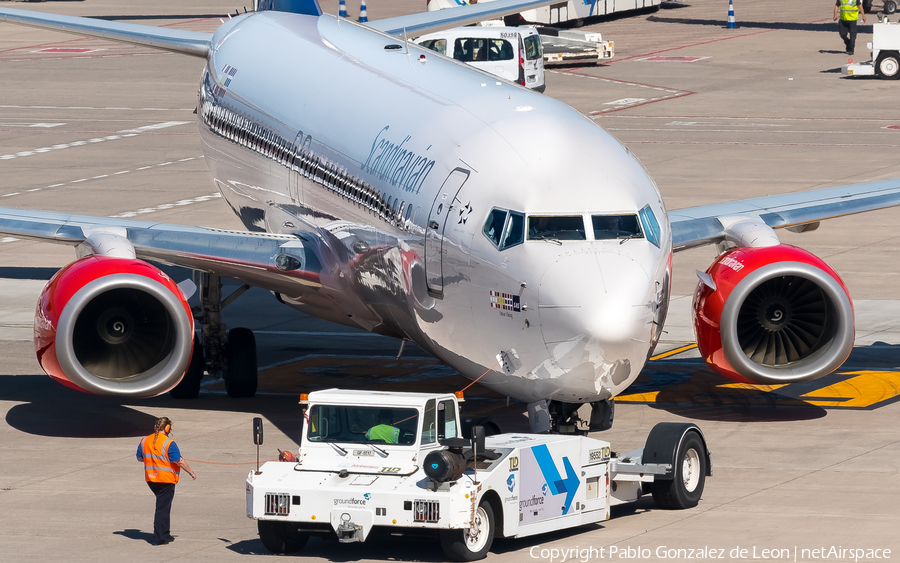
[885,0,897,14]
[258,521,309,553]
[440,500,494,561]
[651,430,707,509]
[876,52,900,79]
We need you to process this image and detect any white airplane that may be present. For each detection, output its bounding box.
[1,0,899,433]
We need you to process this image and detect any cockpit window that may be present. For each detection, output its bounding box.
[483,208,525,250]
[528,216,586,241]
[592,214,642,241]
[638,205,661,247]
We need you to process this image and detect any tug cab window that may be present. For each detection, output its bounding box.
[306,405,419,445]
[483,208,525,250]
[528,216,586,241]
[592,214,642,240]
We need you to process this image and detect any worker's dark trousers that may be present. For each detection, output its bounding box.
[839,19,858,54]
[147,481,176,543]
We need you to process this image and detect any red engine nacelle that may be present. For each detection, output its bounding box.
[693,244,854,384]
[35,256,195,397]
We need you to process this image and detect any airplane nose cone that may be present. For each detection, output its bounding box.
[535,251,654,399]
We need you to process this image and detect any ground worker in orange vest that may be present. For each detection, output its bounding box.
[136,417,196,545]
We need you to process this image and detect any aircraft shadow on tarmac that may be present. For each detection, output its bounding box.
[619,341,900,421]
[2,373,304,441]
[5,341,899,437]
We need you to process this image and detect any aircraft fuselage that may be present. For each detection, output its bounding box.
[198,11,672,404]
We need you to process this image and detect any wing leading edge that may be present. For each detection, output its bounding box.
[0,207,322,294]
[0,7,212,57]
[670,178,900,251]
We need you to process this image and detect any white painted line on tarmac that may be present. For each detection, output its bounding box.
[0,122,189,161]
[0,105,193,111]
[2,123,66,128]
[1,237,19,243]
[109,192,221,218]
[2,192,20,197]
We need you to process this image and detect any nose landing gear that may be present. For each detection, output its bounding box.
[528,398,615,434]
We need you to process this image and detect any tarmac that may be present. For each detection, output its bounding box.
[1,0,899,561]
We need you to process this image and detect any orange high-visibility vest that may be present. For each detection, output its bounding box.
[140,433,180,484]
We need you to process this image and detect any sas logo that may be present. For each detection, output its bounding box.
[509,456,519,471]
[507,474,516,492]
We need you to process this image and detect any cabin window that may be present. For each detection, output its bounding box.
[527,216,586,241]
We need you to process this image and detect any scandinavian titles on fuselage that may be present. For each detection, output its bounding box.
[362,126,435,195]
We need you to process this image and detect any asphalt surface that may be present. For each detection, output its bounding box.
[1,0,899,561]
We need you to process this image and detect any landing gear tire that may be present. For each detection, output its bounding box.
[651,431,707,509]
[876,52,900,79]
[224,327,257,398]
[589,399,615,431]
[258,520,309,553]
[885,0,897,14]
[440,500,494,561]
[170,334,204,399]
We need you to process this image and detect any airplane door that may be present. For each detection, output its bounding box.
[288,131,309,203]
[425,168,469,297]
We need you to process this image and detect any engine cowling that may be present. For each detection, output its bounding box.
[693,244,854,384]
[34,256,195,397]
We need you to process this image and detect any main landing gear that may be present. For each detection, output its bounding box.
[170,272,258,399]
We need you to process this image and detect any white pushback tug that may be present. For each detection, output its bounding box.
[246,389,711,560]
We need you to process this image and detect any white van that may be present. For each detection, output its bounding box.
[415,27,546,92]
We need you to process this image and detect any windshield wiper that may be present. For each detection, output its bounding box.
[320,439,348,456]
[363,442,389,457]
[619,232,643,245]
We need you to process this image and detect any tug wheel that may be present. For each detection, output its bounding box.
[258,520,308,554]
[876,52,900,79]
[440,499,494,561]
[651,430,707,509]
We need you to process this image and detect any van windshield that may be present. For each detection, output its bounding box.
[419,38,447,56]
[524,35,542,60]
[454,38,514,62]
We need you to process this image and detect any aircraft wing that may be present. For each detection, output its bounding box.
[0,207,322,294]
[367,0,556,37]
[670,178,900,251]
[0,7,211,57]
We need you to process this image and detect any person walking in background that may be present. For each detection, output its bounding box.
[834,0,866,55]
[137,417,197,545]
